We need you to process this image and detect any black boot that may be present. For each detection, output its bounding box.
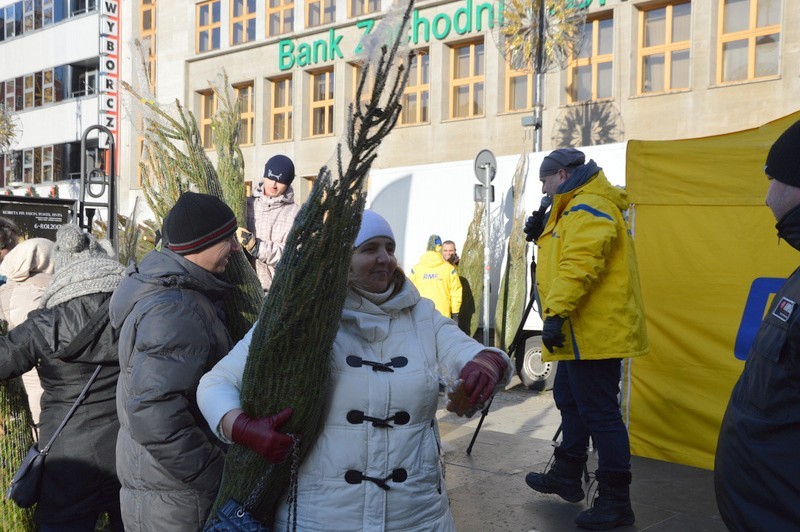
[525,448,586,503]
[575,471,635,530]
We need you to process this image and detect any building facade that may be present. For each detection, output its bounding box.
[0,0,796,218]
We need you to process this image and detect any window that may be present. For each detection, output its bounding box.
[267,0,293,37]
[231,0,256,45]
[349,0,378,18]
[4,3,22,39]
[351,62,375,106]
[23,73,35,109]
[717,0,780,83]
[42,0,53,25]
[196,0,221,53]
[199,89,217,149]
[400,50,429,125]
[639,2,691,94]
[307,0,334,27]
[23,148,35,183]
[309,68,334,137]
[41,145,53,182]
[4,79,15,109]
[449,40,484,119]
[23,0,41,33]
[141,0,156,88]
[506,64,533,112]
[270,76,293,142]
[568,14,614,102]
[42,68,54,104]
[235,82,254,145]
[3,152,21,185]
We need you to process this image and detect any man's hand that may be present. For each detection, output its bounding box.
[231,408,295,463]
[542,315,566,352]
[236,227,257,255]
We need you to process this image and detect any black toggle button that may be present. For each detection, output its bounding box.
[344,468,408,490]
[347,410,411,428]
[346,356,409,372]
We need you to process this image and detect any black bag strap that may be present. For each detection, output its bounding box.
[38,297,111,455]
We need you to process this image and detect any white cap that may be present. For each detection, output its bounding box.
[355,210,395,248]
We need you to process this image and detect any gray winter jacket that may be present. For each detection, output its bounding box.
[110,248,233,532]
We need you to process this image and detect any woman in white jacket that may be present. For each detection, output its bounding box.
[198,210,511,531]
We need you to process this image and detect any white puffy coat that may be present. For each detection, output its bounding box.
[198,280,510,531]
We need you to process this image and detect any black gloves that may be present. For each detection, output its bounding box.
[542,315,566,352]
[524,214,542,242]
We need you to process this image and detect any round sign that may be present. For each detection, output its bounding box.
[474,149,497,184]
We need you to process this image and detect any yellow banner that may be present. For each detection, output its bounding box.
[625,112,800,469]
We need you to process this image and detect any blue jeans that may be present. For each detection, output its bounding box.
[553,358,631,474]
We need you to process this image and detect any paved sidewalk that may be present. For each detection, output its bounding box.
[437,380,726,532]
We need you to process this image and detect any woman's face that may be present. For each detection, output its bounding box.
[350,237,398,293]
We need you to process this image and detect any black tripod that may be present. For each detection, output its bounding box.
[465,197,551,455]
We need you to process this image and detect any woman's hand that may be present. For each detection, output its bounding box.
[459,350,508,405]
[227,407,296,463]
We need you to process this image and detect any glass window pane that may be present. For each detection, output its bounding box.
[755,33,779,77]
[421,54,429,83]
[578,22,592,58]
[474,43,484,76]
[644,7,666,47]
[284,9,293,31]
[723,0,749,34]
[199,4,208,26]
[670,49,690,89]
[403,93,417,123]
[598,18,613,55]
[247,18,255,41]
[199,32,209,51]
[421,92,429,122]
[455,85,468,117]
[274,114,285,139]
[597,62,612,98]
[309,2,320,26]
[212,28,220,48]
[212,1,220,22]
[722,39,748,81]
[510,75,527,110]
[287,111,293,138]
[473,82,483,115]
[576,65,591,101]
[643,53,664,92]
[233,22,243,43]
[269,13,280,35]
[455,47,469,78]
[407,56,418,86]
[672,2,691,42]
[757,0,780,27]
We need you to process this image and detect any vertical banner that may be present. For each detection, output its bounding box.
[99,0,120,172]
[625,112,800,469]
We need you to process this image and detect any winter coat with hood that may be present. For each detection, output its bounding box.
[0,227,124,525]
[409,251,462,318]
[536,161,648,362]
[245,186,300,292]
[198,279,512,532]
[0,237,54,328]
[110,247,233,532]
[714,204,800,531]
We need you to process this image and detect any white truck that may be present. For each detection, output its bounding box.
[366,142,627,390]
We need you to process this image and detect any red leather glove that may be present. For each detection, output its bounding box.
[231,407,295,463]
[459,351,508,405]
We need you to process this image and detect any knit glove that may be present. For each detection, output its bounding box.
[459,350,508,405]
[236,227,258,255]
[542,315,566,352]
[231,408,295,463]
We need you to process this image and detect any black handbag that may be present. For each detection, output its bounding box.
[6,299,111,508]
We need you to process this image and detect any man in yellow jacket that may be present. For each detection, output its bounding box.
[524,148,648,531]
[409,234,462,320]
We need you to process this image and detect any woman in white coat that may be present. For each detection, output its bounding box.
[198,209,511,531]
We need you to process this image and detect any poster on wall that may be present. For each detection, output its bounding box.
[0,197,78,241]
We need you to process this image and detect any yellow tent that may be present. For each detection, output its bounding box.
[624,111,800,469]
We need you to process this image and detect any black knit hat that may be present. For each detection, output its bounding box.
[165,192,237,255]
[765,120,800,186]
[263,154,295,185]
[540,148,586,177]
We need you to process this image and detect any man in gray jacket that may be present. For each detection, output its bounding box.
[111,192,240,531]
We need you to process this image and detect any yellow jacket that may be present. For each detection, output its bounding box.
[536,166,648,361]
[409,251,462,317]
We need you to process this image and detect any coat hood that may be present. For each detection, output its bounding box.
[341,279,421,343]
[109,248,233,329]
[417,250,447,269]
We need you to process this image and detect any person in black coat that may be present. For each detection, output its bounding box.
[0,224,125,531]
